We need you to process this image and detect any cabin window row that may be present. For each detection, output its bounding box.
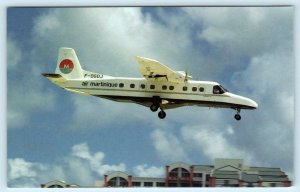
[119,83,204,92]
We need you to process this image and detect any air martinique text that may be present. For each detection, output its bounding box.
[82,81,118,87]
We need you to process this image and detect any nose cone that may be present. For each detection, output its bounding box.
[227,93,258,109]
[240,96,258,109]
[248,99,258,109]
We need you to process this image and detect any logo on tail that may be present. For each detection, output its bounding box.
[59,59,74,74]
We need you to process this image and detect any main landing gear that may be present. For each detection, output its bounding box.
[234,108,241,121]
[150,96,166,119]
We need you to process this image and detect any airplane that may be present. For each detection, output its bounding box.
[42,47,258,120]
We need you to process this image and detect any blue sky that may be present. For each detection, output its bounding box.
[7,7,294,187]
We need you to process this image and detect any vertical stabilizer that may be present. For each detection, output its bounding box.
[55,47,84,79]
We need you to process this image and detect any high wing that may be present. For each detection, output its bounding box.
[135,56,192,83]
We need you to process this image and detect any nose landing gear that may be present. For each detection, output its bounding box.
[234,108,241,121]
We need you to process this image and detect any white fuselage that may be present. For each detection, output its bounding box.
[48,74,258,110]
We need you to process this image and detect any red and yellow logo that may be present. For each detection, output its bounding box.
[59,59,74,74]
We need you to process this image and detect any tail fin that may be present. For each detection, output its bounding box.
[55,47,84,79]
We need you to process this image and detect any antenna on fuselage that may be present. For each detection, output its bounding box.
[184,68,192,82]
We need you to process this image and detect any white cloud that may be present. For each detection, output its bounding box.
[184,7,293,56]
[7,36,58,129]
[70,143,126,176]
[7,142,126,187]
[33,9,61,37]
[151,129,188,162]
[133,164,164,177]
[8,158,39,180]
[7,158,47,187]
[181,125,256,163]
[7,78,57,129]
[7,38,22,69]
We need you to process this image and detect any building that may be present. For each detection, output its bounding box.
[40,180,79,188]
[41,158,292,188]
[98,159,291,188]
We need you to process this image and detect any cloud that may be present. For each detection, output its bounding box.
[8,158,40,181]
[7,38,22,70]
[181,125,256,164]
[184,7,293,57]
[7,36,58,129]
[70,143,126,176]
[7,143,126,187]
[151,128,188,162]
[133,164,164,177]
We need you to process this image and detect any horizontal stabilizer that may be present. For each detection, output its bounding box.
[42,73,67,85]
[42,73,62,78]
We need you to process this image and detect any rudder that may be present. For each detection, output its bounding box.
[55,47,84,79]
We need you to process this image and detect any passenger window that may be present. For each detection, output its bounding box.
[169,86,174,90]
[119,83,124,88]
[130,84,135,88]
[199,87,204,92]
[162,85,167,90]
[192,87,197,92]
[140,84,145,89]
[183,86,188,91]
[150,85,155,89]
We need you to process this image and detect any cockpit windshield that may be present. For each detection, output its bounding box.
[213,85,228,94]
[220,85,228,92]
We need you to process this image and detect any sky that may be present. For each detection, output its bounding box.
[6,7,294,187]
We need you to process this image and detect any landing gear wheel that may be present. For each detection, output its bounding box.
[234,114,241,121]
[158,110,166,119]
[150,104,159,112]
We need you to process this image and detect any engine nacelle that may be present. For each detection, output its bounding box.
[168,71,192,83]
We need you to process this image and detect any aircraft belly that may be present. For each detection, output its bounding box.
[64,86,254,110]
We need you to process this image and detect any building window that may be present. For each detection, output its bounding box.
[140,84,145,89]
[199,87,204,92]
[144,182,153,187]
[162,85,167,90]
[270,183,277,187]
[156,182,165,187]
[181,183,189,187]
[247,183,254,187]
[150,85,155,89]
[169,168,178,177]
[130,84,135,88]
[193,173,203,178]
[181,168,190,178]
[224,180,229,186]
[108,177,128,187]
[119,83,124,88]
[183,86,188,91]
[192,87,197,92]
[169,86,174,90]
[132,182,141,187]
[48,185,63,188]
[119,177,129,187]
[168,182,177,187]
